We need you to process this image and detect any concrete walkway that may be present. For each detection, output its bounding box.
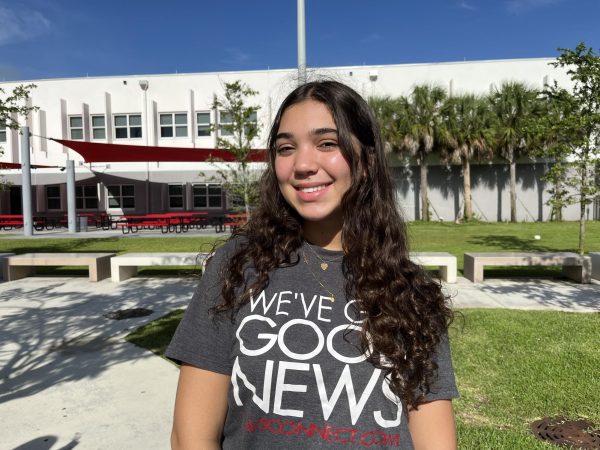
[0,275,598,450]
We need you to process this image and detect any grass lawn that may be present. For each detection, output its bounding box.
[126,308,600,449]
[1,220,598,277]
[0,236,221,276]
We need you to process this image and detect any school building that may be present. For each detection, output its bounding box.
[0,58,598,222]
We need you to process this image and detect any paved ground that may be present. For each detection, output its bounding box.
[0,269,598,449]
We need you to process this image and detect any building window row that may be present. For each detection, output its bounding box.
[66,111,257,141]
[44,183,224,211]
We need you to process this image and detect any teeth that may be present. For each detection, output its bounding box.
[300,185,328,193]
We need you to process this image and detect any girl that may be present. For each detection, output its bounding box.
[167,81,458,450]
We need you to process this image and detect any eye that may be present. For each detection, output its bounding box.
[318,140,339,151]
[276,144,294,156]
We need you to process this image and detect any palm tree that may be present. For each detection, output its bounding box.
[371,86,447,221]
[440,94,493,221]
[369,95,408,154]
[404,85,447,221]
[488,82,541,222]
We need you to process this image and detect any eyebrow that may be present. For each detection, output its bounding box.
[275,128,338,141]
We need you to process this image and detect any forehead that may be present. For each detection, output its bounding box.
[277,100,336,132]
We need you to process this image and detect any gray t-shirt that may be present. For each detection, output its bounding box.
[166,240,458,449]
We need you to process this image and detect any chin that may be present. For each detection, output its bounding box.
[296,207,343,224]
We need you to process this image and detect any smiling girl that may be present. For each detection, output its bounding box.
[167,81,458,450]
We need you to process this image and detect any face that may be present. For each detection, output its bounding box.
[274,99,353,227]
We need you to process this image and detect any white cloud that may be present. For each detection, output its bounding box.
[221,47,251,65]
[360,33,383,44]
[0,5,51,46]
[457,1,475,11]
[505,0,564,14]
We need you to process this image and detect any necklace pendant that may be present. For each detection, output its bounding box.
[320,262,328,271]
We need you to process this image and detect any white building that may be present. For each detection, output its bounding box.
[1,58,596,222]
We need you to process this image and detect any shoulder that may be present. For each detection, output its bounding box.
[206,235,247,271]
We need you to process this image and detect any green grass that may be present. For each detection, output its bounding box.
[0,236,221,254]
[452,309,600,449]
[2,221,598,277]
[126,309,184,356]
[126,308,600,449]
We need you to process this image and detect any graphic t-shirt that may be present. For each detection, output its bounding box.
[166,241,459,449]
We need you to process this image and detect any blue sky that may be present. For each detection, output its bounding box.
[0,0,598,81]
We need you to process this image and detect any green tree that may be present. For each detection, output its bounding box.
[406,85,447,221]
[540,43,600,254]
[371,86,447,221]
[488,81,541,222]
[1,83,38,188]
[211,80,263,217]
[440,94,494,221]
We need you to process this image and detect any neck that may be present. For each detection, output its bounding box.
[302,220,343,251]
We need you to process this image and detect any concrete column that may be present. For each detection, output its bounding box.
[66,160,76,233]
[20,127,33,236]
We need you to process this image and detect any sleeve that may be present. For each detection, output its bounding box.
[165,242,237,375]
[422,332,460,402]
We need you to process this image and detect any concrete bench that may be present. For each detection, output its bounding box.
[591,252,600,281]
[409,252,457,283]
[464,252,591,284]
[0,253,16,281]
[111,252,211,282]
[6,253,115,282]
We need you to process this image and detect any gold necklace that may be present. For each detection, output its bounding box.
[302,251,337,302]
[305,242,344,271]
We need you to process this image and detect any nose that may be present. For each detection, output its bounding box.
[293,144,318,177]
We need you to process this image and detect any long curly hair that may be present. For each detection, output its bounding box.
[214,80,453,409]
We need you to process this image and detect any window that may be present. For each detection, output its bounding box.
[218,110,257,138]
[91,115,106,140]
[219,111,233,137]
[76,185,99,209]
[69,115,83,140]
[107,184,135,209]
[0,123,6,143]
[169,184,184,208]
[114,114,142,139]
[193,183,222,208]
[46,185,61,210]
[196,112,211,137]
[244,111,258,137]
[160,113,187,138]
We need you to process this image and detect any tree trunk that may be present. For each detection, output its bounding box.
[243,165,251,219]
[420,156,429,221]
[509,153,517,223]
[554,177,563,222]
[462,159,473,220]
[578,164,587,255]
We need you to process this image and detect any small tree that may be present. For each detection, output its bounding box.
[541,43,600,254]
[211,80,262,217]
[1,83,38,189]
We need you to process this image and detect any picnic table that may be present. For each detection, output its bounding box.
[223,213,248,232]
[0,215,49,231]
[112,212,208,234]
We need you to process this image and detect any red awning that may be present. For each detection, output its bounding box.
[0,162,59,169]
[53,139,267,163]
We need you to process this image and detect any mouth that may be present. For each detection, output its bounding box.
[295,183,332,193]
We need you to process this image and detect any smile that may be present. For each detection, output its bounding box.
[296,183,332,193]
